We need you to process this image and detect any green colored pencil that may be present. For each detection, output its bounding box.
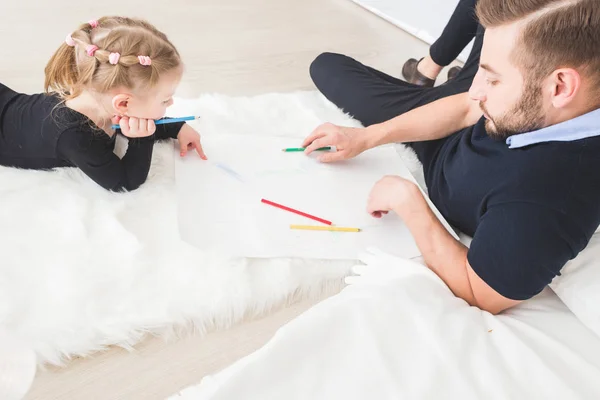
[281,147,332,152]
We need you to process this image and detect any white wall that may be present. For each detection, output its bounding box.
[352,0,473,62]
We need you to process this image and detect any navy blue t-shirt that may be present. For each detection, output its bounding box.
[423,118,600,300]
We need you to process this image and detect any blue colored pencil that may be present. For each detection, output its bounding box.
[111,115,200,130]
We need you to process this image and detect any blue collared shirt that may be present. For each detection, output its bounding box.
[506,108,600,149]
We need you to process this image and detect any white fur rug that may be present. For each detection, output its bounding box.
[0,91,422,367]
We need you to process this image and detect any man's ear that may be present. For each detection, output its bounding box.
[549,68,581,109]
[111,94,130,116]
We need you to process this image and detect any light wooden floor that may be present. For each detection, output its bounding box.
[0,0,441,398]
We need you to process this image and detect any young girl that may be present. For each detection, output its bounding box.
[0,16,206,191]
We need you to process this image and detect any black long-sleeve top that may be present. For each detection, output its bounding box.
[0,82,184,191]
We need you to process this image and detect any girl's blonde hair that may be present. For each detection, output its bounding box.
[45,16,181,100]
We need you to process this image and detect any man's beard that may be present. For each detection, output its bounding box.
[480,81,546,140]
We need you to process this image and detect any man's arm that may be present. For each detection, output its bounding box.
[366,176,521,314]
[303,92,482,162]
[396,185,520,314]
[366,92,483,147]
[367,176,578,314]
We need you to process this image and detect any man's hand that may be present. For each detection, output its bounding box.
[366,176,425,219]
[302,123,371,163]
[302,94,481,163]
[177,124,207,159]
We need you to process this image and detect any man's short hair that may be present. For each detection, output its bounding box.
[477,0,600,103]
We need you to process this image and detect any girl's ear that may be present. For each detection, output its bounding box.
[111,93,130,116]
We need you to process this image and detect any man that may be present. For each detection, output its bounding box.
[303,0,600,314]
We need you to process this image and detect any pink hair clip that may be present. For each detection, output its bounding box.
[86,45,99,57]
[65,34,76,47]
[138,56,152,66]
[109,52,120,65]
[88,19,99,28]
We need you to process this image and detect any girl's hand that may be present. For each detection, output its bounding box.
[177,124,207,159]
[116,116,156,138]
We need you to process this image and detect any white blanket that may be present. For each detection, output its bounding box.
[0,91,365,366]
[0,328,36,400]
[171,249,600,399]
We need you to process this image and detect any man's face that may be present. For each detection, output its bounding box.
[469,23,547,140]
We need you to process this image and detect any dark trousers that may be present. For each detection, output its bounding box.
[430,0,479,66]
[308,6,484,177]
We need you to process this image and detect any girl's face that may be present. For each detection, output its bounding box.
[111,67,183,120]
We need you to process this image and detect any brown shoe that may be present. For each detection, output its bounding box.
[402,58,435,87]
[448,66,462,81]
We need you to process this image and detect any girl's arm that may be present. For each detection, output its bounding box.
[153,119,186,141]
[57,128,154,191]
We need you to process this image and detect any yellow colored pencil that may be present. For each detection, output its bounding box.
[290,225,361,232]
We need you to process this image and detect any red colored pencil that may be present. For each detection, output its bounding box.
[261,199,332,225]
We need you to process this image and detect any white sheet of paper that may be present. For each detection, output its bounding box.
[175,134,456,260]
